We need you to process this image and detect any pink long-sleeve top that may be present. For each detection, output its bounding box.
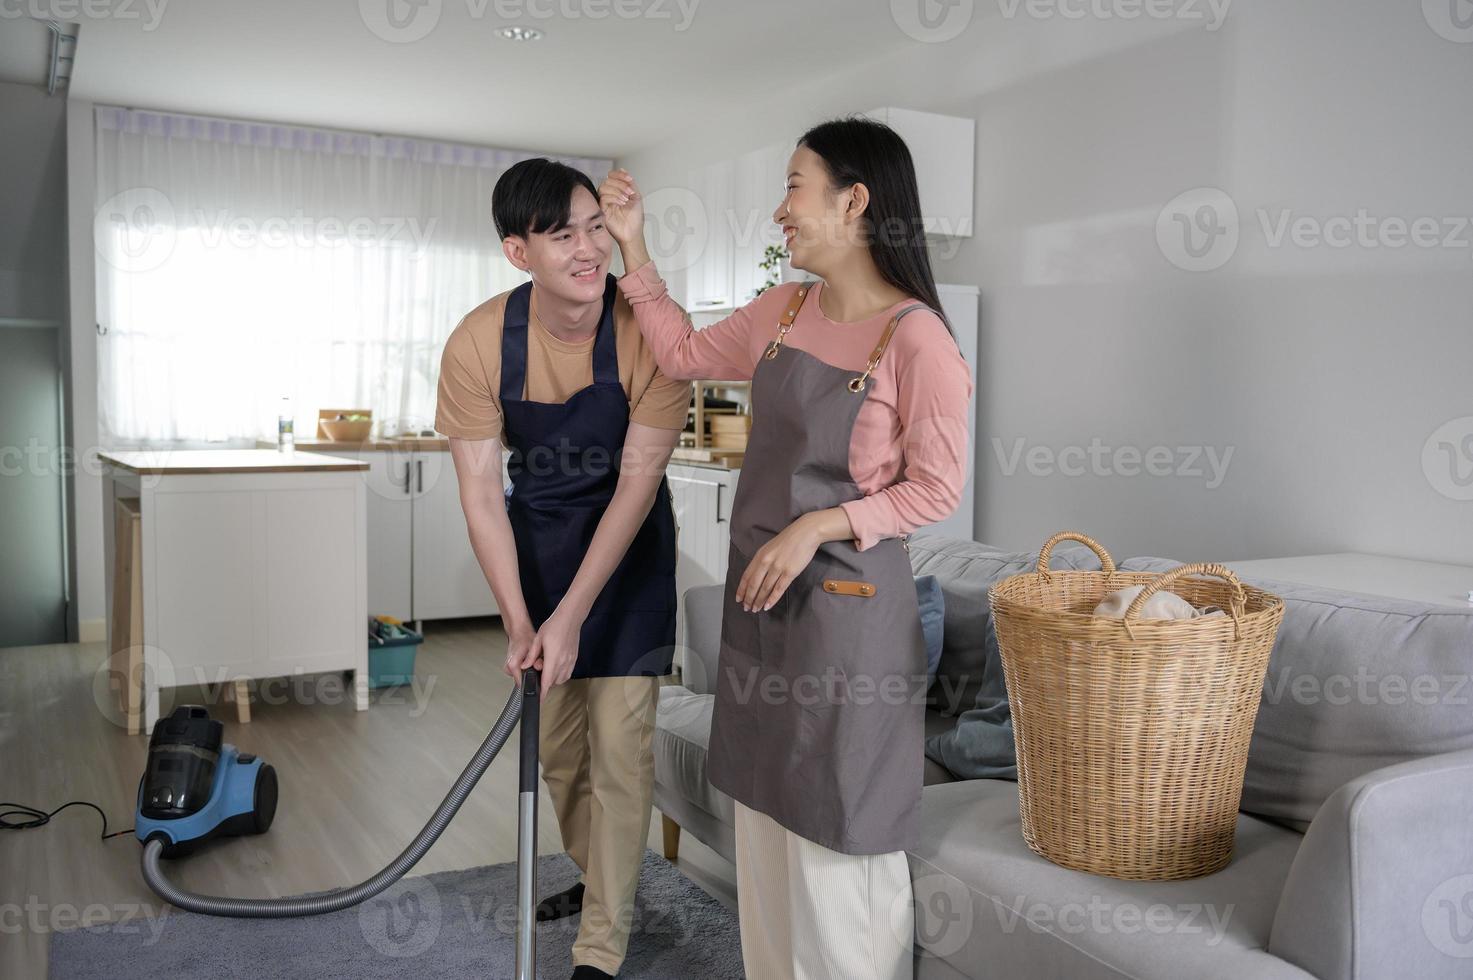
[617,260,973,552]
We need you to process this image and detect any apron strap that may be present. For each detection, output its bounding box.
[762,282,812,361]
[847,302,931,393]
[500,281,533,403]
[501,277,622,401]
[590,274,620,386]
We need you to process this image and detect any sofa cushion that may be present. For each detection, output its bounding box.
[653,686,733,828]
[917,574,947,682]
[907,533,1104,717]
[909,779,1313,980]
[1123,556,1473,830]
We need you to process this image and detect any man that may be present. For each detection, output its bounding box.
[434,158,688,980]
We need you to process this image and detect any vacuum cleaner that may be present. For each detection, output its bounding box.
[134,668,543,979]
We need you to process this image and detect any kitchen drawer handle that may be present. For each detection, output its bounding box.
[822,579,876,597]
[715,483,725,523]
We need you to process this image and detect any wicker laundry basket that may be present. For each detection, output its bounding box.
[989,531,1285,880]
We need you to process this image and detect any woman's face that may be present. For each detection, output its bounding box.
[773,146,862,275]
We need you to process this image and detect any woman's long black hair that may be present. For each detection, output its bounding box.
[796,116,954,339]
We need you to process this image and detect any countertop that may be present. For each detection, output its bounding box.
[100,449,369,474]
[254,437,742,470]
[254,437,450,452]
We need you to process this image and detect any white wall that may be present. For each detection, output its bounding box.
[616,0,1473,565]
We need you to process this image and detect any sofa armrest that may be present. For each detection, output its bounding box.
[1268,748,1473,980]
[679,584,725,696]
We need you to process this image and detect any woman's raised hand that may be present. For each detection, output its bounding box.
[599,168,644,244]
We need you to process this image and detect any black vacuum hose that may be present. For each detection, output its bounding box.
[141,676,530,917]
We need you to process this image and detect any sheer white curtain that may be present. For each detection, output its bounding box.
[94,105,612,445]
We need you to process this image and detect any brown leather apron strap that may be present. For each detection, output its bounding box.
[763,282,812,361]
[847,302,932,393]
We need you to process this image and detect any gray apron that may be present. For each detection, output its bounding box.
[706,284,931,856]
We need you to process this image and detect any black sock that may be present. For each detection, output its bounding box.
[570,966,614,979]
[536,880,585,922]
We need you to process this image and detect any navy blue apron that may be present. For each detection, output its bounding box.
[499,274,677,678]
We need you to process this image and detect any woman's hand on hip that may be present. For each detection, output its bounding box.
[599,169,644,245]
[736,513,826,612]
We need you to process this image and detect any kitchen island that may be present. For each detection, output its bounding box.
[101,449,370,732]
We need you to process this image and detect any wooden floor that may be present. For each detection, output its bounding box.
[0,618,738,979]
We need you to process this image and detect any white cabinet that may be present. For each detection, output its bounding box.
[306,445,498,624]
[685,140,792,312]
[685,159,735,311]
[667,462,740,662]
[731,141,791,307]
[409,448,498,621]
[361,447,413,621]
[863,107,975,237]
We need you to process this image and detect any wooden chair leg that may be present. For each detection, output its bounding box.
[661,813,681,861]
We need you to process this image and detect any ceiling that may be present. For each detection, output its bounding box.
[0,1,921,158]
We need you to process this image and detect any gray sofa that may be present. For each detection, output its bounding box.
[652,533,1473,980]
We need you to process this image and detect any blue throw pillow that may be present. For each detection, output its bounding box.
[915,574,946,683]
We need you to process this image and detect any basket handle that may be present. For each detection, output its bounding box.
[1037,531,1116,576]
[1122,562,1247,640]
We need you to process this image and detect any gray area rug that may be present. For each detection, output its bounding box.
[50,850,743,979]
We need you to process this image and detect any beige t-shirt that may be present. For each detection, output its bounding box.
[434,286,692,440]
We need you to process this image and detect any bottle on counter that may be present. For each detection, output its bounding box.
[277,395,294,452]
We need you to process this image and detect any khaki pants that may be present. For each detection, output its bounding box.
[734,799,914,980]
[539,674,660,974]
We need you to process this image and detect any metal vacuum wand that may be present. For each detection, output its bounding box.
[516,667,541,980]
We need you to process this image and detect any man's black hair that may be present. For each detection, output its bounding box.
[491,158,599,241]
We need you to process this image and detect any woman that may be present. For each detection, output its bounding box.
[599,116,973,980]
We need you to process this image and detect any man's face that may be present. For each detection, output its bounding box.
[508,185,613,305]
